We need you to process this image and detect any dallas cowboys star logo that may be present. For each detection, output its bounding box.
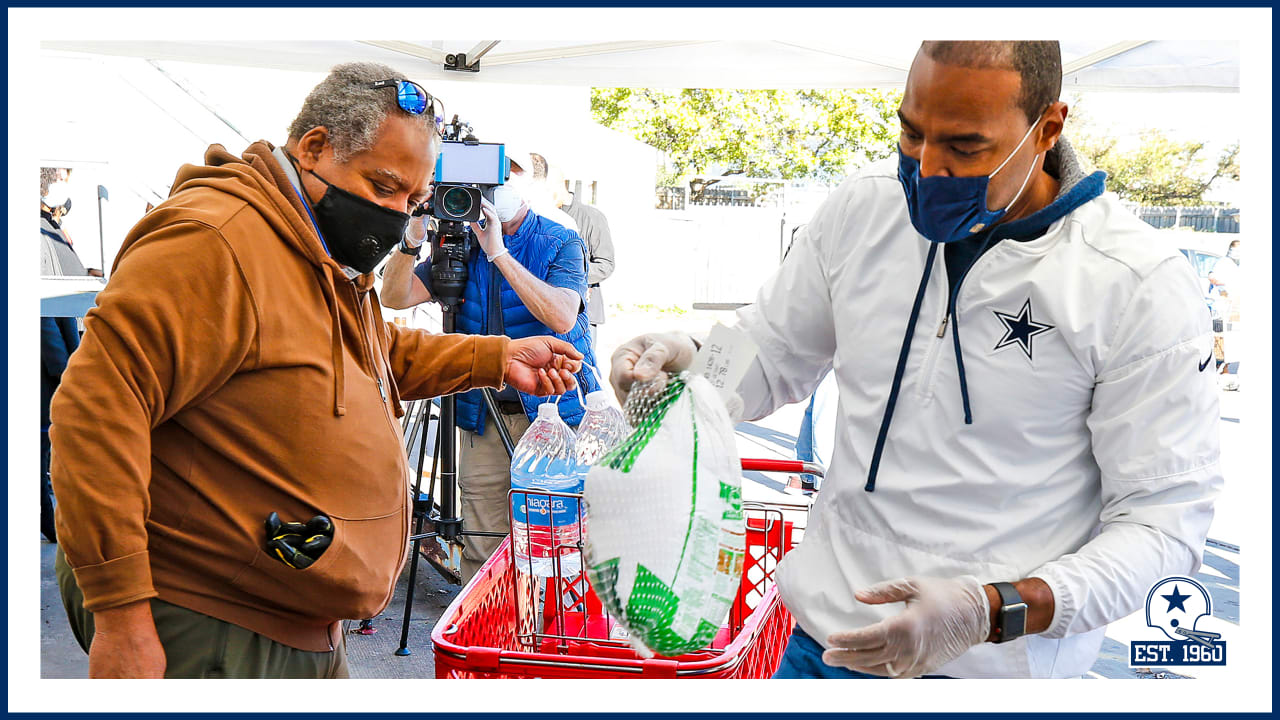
[992,298,1055,361]
[1162,584,1192,613]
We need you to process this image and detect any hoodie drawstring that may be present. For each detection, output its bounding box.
[947,233,998,426]
[319,264,346,417]
[866,234,1001,491]
[866,242,939,492]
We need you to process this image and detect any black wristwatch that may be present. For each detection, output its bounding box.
[398,239,421,257]
[990,581,1027,644]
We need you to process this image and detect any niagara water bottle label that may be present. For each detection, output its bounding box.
[512,490,530,525]
[550,494,581,526]
[523,493,580,526]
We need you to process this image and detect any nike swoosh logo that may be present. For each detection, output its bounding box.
[1199,352,1214,372]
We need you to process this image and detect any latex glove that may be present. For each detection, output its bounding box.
[823,575,991,678]
[505,336,584,396]
[468,198,505,260]
[609,332,699,405]
[404,212,430,249]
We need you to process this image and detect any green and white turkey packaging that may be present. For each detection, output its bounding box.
[583,372,745,658]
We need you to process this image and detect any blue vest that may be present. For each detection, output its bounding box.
[454,212,601,434]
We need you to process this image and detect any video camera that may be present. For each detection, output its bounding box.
[427,115,510,224]
[424,115,509,312]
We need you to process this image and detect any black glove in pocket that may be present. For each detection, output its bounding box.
[264,511,335,569]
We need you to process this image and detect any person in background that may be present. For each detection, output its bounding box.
[51,62,582,679]
[792,371,836,492]
[1207,238,1241,387]
[541,159,616,352]
[41,168,103,277]
[40,167,91,543]
[381,148,600,581]
[515,150,579,233]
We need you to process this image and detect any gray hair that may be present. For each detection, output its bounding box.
[529,152,549,181]
[287,62,437,162]
[40,167,67,196]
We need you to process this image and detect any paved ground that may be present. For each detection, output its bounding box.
[40,542,85,679]
[39,307,1247,679]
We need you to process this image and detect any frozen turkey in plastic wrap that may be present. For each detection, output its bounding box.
[583,372,745,658]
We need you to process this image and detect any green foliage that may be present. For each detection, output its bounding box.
[590,88,901,184]
[1068,98,1238,206]
[612,303,689,317]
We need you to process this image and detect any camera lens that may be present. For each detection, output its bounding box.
[441,187,474,218]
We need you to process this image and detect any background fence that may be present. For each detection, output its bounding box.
[659,186,1241,235]
[649,185,1242,306]
[1129,205,1240,233]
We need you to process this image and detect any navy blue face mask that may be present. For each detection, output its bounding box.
[897,119,1041,244]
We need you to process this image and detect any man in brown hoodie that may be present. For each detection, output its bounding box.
[49,62,582,679]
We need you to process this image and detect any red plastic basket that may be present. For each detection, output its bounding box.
[431,476,809,678]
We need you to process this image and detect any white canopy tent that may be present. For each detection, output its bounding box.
[44,39,1240,92]
[36,37,1243,307]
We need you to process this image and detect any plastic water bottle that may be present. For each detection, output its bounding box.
[573,390,627,466]
[510,402,585,577]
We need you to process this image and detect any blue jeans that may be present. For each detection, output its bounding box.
[772,627,952,679]
[773,627,885,679]
[794,393,818,487]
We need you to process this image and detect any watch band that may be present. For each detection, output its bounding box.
[398,239,421,257]
[991,581,1027,644]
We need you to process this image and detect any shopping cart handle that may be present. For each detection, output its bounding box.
[740,458,825,478]
[466,646,502,672]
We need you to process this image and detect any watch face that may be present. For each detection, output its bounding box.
[1003,602,1028,640]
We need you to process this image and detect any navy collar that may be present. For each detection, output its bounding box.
[991,140,1106,242]
[993,170,1106,242]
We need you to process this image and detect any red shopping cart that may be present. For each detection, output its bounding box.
[430,458,819,678]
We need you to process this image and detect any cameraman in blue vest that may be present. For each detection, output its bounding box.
[381,151,600,579]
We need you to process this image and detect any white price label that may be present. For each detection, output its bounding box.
[692,323,758,403]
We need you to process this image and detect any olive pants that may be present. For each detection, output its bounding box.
[458,411,531,581]
[56,547,349,678]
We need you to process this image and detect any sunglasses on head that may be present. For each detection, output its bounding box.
[368,78,433,117]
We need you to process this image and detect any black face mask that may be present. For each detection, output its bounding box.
[292,156,410,274]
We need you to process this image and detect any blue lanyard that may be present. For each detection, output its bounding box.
[283,164,333,259]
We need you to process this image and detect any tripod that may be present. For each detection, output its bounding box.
[394,220,519,656]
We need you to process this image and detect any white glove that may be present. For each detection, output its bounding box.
[609,332,699,405]
[468,198,506,261]
[404,213,429,249]
[823,576,991,678]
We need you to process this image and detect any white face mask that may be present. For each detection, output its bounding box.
[43,181,71,211]
[493,175,528,223]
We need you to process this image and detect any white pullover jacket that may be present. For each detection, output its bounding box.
[736,142,1222,678]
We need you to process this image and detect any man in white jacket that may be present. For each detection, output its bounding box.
[610,41,1221,678]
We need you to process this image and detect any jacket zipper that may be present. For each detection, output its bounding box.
[941,235,1000,424]
[349,284,412,621]
[914,286,950,403]
[915,238,998,406]
[348,285,398,430]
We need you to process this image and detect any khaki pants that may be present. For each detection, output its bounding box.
[458,411,531,581]
[56,547,348,678]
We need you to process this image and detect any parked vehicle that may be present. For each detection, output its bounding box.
[1157,230,1237,307]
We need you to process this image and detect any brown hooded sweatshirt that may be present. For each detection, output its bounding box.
[50,141,510,651]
